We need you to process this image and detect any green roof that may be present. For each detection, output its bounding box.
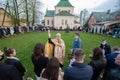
[75,16,80,18]
[55,0,73,7]
[45,10,54,17]
[74,20,79,24]
[55,10,74,16]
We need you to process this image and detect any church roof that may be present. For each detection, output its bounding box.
[55,0,73,7]
[74,20,79,24]
[45,10,55,17]
[55,10,74,16]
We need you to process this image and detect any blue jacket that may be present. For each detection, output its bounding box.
[105,52,119,71]
[103,52,120,80]
[64,63,93,80]
[73,38,82,49]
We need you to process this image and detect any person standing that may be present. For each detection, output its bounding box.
[4,48,26,80]
[89,47,106,80]
[69,32,82,66]
[41,57,63,80]
[103,47,120,80]
[104,53,120,80]
[45,30,65,68]
[72,32,82,54]
[100,39,111,56]
[32,43,49,80]
[64,49,93,80]
[0,50,21,80]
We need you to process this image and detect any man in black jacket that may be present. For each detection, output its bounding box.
[0,50,21,80]
[100,39,111,56]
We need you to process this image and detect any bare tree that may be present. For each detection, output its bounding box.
[24,0,29,26]
[115,0,120,11]
[1,0,42,26]
[29,0,42,26]
[1,0,8,26]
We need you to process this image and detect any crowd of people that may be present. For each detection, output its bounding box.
[0,25,50,39]
[0,31,120,80]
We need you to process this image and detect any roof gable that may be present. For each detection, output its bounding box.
[55,10,74,16]
[45,10,54,17]
[74,20,79,24]
[55,0,73,7]
[92,12,117,22]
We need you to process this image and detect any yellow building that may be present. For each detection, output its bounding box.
[0,8,25,27]
[0,8,13,27]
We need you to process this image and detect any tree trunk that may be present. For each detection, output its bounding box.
[1,1,8,26]
[32,0,36,26]
[14,0,20,26]
[25,0,29,26]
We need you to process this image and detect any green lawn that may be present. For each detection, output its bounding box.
[0,31,120,80]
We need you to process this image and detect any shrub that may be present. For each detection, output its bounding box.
[65,25,70,33]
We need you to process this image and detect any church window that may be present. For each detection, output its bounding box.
[52,20,54,25]
[59,9,61,12]
[62,19,64,25]
[68,10,70,13]
[65,20,67,25]
[47,20,49,25]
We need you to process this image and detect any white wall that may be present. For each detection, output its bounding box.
[75,17,80,23]
[45,17,54,27]
[54,16,74,29]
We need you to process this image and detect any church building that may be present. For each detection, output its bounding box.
[44,0,80,29]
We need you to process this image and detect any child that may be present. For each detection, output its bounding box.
[4,47,26,80]
[69,33,82,66]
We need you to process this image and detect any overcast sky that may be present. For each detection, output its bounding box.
[40,0,119,15]
[0,0,119,15]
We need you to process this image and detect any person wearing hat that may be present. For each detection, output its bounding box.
[45,30,65,68]
[0,50,21,80]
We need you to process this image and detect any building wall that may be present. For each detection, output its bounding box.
[0,9,13,27]
[116,15,120,20]
[75,17,80,23]
[0,8,25,27]
[55,7,74,15]
[54,16,74,29]
[45,17,54,27]
[74,17,80,28]
[88,14,97,28]
[74,23,80,28]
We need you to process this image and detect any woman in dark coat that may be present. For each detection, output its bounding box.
[31,43,49,80]
[89,47,106,80]
[4,47,26,80]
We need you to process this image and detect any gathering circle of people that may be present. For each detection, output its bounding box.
[0,30,120,80]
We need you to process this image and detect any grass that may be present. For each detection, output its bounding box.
[0,31,120,80]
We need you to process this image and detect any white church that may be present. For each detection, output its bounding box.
[44,0,80,29]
